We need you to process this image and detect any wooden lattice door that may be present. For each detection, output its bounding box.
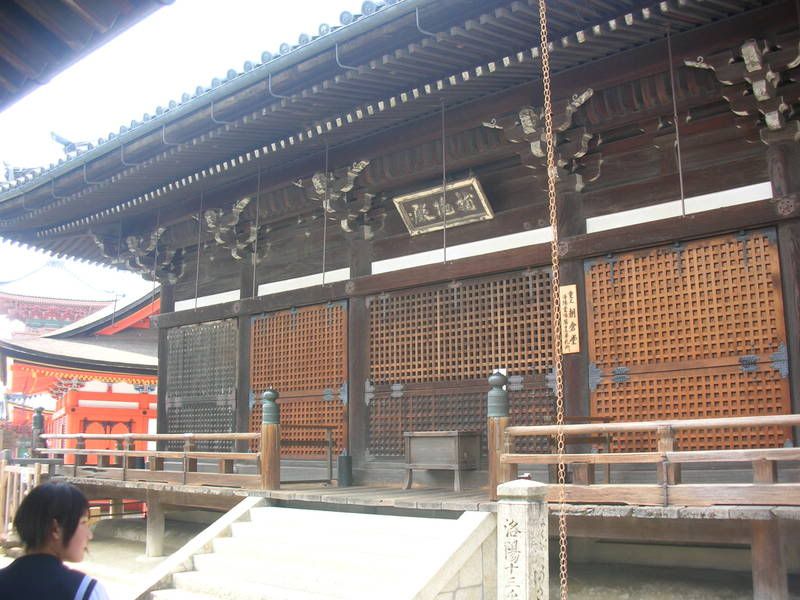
[165,319,238,451]
[249,302,347,457]
[585,228,791,452]
[367,268,557,457]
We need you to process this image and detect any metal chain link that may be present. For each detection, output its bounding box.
[537,1,569,598]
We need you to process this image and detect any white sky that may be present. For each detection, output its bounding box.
[0,0,358,303]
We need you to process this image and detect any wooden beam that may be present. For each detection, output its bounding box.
[347,239,371,465]
[751,520,789,600]
[236,262,254,449]
[156,197,799,329]
[156,284,174,443]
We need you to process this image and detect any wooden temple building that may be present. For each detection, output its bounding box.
[0,0,799,595]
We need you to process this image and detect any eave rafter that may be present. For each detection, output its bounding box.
[0,0,780,267]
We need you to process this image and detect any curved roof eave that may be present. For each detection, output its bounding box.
[0,0,434,205]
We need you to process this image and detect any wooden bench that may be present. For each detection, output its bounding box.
[402,430,480,492]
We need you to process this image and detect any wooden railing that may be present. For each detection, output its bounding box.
[0,461,42,539]
[495,413,800,506]
[39,432,268,489]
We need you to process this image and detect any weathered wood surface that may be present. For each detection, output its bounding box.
[548,484,800,507]
[42,432,259,441]
[751,519,789,600]
[0,462,42,539]
[505,414,800,437]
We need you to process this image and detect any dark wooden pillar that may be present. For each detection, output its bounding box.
[751,519,788,600]
[156,283,174,437]
[348,239,372,466]
[235,259,255,450]
[769,142,800,445]
[556,191,590,422]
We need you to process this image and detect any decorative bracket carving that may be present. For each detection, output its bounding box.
[204,197,269,263]
[303,159,385,239]
[91,226,185,284]
[686,35,800,144]
[484,90,602,192]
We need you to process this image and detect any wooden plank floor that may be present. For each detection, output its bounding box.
[262,483,496,512]
[63,476,800,520]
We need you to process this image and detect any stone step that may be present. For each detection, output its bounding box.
[240,508,454,541]
[248,506,455,531]
[228,521,447,548]
[212,533,448,562]
[171,570,345,600]
[150,588,224,600]
[191,552,424,596]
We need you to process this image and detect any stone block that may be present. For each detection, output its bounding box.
[459,547,483,587]
[455,585,483,600]
[441,572,459,593]
[482,535,497,600]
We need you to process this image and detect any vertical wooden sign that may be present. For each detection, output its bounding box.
[559,284,580,354]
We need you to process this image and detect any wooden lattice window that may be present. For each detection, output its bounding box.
[250,302,347,456]
[369,269,553,383]
[367,269,556,457]
[165,319,238,451]
[585,229,791,451]
[367,377,555,457]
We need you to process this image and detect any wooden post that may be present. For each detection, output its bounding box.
[753,459,777,484]
[114,440,124,468]
[751,519,788,600]
[31,407,44,457]
[260,389,280,490]
[488,371,514,501]
[235,260,254,453]
[656,425,681,485]
[770,143,800,445]
[497,479,549,600]
[74,438,84,477]
[145,490,165,558]
[183,438,196,484]
[156,283,175,451]
[348,238,372,468]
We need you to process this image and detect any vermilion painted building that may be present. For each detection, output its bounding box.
[1,291,159,461]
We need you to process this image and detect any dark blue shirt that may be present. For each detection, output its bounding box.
[0,554,96,600]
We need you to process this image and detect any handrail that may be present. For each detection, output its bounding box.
[495,412,800,507]
[505,414,800,437]
[41,432,259,441]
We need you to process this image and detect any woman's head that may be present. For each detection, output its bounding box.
[13,482,92,561]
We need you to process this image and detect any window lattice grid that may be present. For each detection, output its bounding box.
[249,395,345,456]
[586,230,785,369]
[592,367,791,452]
[368,269,553,384]
[249,302,347,457]
[367,377,555,457]
[164,319,238,451]
[250,302,347,393]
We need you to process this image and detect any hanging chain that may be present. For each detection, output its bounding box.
[537,0,569,598]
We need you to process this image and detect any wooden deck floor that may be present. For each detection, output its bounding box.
[64,476,800,522]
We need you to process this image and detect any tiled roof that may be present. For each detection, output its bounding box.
[0,335,157,369]
[0,0,408,193]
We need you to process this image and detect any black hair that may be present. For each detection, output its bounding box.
[13,482,89,552]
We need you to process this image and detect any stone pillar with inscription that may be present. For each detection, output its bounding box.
[497,479,549,600]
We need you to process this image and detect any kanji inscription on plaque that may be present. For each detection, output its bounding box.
[559,284,580,354]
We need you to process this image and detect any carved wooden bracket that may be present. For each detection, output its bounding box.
[484,90,602,192]
[303,159,384,239]
[91,226,185,284]
[204,196,269,263]
[686,35,800,144]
